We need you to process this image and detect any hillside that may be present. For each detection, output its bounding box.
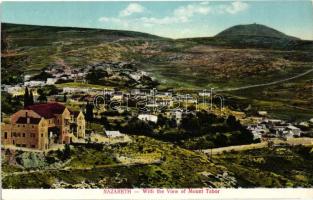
[179,24,313,50]
[1,23,169,82]
[2,23,164,43]
[216,24,299,40]
[2,23,313,120]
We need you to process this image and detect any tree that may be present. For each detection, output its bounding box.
[2,91,22,114]
[31,71,53,81]
[101,115,110,130]
[23,87,30,107]
[214,133,229,147]
[168,118,177,128]
[124,117,153,135]
[226,115,241,129]
[86,69,108,85]
[180,114,200,134]
[29,90,34,105]
[43,85,59,96]
[157,114,167,127]
[37,88,47,103]
[85,102,94,122]
[62,144,71,160]
[63,93,67,102]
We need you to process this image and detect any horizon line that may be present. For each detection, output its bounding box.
[2,21,311,41]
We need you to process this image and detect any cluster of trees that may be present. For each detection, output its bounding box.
[86,68,109,85]
[179,111,225,135]
[178,112,254,148]
[22,85,62,107]
[35,85,60,104]
[30,71,53,81]
[156,114,177,129]
[55,144,71,161]
[1,68,24,85]
[1,91,22,114]
[120,110,254,149]
[123,117,154,135]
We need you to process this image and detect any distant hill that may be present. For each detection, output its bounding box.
[1,23,165,43]
[1,23,168,83]
[216,24,299,40]
[179,24,313,50]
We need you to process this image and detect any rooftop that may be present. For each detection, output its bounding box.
[26,103,66,119]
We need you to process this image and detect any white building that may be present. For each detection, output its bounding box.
[63,87,90,94]
[46,78,58,85]
[24,75,32,82]
[258,111,268,116]
[247,124,269,140]
[198,91,211,97]
[130,73,142,81]
[105,130,124,138]
[138,114,158,123]
[286,125,301,137]
[6,85,24,96]
[169,109,183,125]
[24,81,46,87]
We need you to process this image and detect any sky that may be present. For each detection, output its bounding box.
[1,1,313,40]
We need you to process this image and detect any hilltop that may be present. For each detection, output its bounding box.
[179,24,312,50]
[216,23,299,40]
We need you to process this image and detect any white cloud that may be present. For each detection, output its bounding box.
[119,3,145,17]
[98,17,130,28]
[98,1,249,27]
[225,1,249,14]
[174,3,212,19]
[140,17,180,25]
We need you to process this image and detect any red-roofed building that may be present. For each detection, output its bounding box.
[1,103,86,150]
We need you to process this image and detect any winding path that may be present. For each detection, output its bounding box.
[199,137,313,155]
[216,67,313,92]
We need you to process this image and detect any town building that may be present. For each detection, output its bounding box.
[1,103,86,150]
[138,114,158,123]
[105,130,124,138]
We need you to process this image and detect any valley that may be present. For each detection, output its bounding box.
[1,22,313,189]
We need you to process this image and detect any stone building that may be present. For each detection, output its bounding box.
[1,103,86,150]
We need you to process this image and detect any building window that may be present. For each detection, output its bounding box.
[17,125,20,127]
[32,125,34,128]
[23,133,25,137]
[31,145,35,148]
[41,134,43,137]
[23,125,25,127]
[4,132,7,139]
